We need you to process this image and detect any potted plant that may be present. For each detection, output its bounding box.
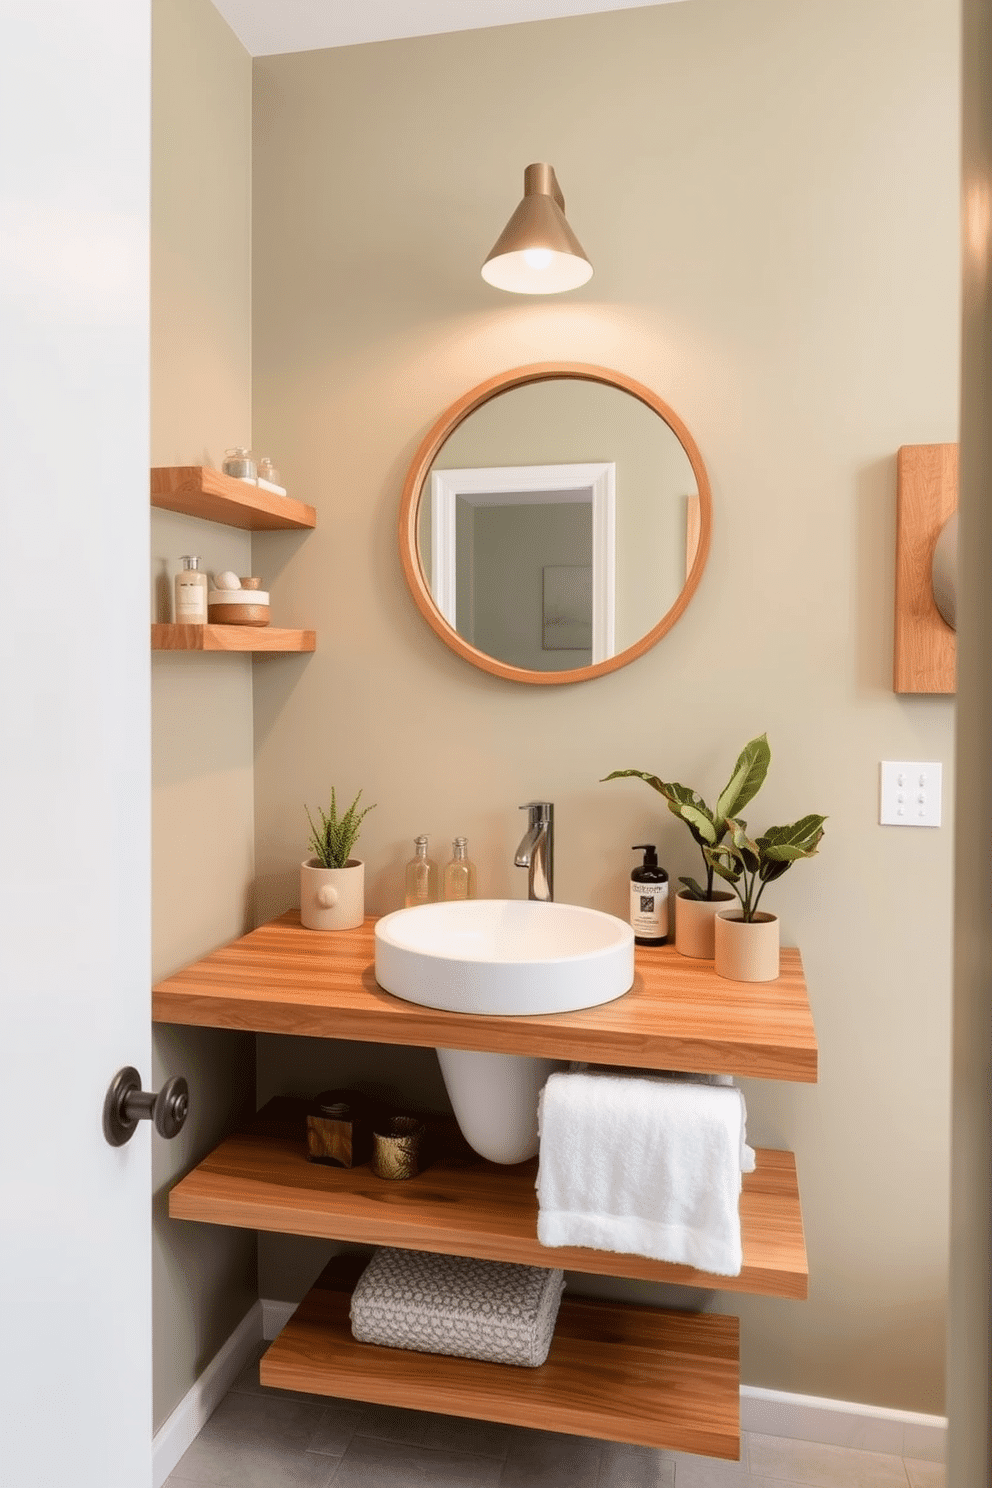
[300,788,376,931]
[603,734,771,958]
[705,813,826,982]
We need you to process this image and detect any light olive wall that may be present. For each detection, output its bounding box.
[250,0,958,1412]
[150,0,256,1429]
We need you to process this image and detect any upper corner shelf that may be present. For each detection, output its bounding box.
[151,466,317,532]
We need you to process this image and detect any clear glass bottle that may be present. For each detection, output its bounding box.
[222,446,256,481]
[174,555,208,624]
[442,837,477,901]
[404,835,439,907]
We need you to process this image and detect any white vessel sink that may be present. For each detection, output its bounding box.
[374,898,634,1017]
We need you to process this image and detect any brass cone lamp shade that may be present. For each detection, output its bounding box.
[481,163,593,294]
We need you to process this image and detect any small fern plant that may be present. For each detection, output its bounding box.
[305,788,375,869]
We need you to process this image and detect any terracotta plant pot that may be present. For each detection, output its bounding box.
[713,910,780,983]
[674,890,737,960]
[300,857,365,931]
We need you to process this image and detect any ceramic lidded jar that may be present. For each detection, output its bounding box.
[300,857,365,931]
[713,910,780,982]
[674,890,737,959]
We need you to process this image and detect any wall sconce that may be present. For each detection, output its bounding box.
[931,510,958,630]
[481,163,593,294]
[893,443,957,693]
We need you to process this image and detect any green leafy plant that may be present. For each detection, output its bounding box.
[305,788,376,870]
[703,814,826,922]
[602,734,771,900]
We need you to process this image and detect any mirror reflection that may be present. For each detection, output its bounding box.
[416,378,701,674]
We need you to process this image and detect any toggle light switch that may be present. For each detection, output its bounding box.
[880,761,942,826]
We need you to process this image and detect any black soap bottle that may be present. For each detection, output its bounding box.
[630,845,669,946]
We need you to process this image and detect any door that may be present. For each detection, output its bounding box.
[0,3,153,1485]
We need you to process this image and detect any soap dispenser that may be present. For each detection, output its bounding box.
[404,835,439,907]
[442,837,477,901]
[630,844,669,946]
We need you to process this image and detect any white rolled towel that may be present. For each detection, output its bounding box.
[536,1069,755,1277]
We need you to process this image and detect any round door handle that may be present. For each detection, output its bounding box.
[103,1066,190,1147]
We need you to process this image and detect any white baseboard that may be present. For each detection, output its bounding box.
[152,1303,263,1488]
[741,1385,946,1463]
[261,1296,299,1339]
[152,1299,948,1479]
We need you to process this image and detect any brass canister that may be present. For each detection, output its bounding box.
[370,1115,425,1180]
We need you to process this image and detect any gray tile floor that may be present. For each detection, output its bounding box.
[165,1345,945,1488]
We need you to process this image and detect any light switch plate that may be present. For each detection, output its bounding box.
[880,761,942,826]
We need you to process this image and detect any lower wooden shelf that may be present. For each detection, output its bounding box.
[261,1256,741,1459]
[169,1098,808,1299]
[151,623,316,653]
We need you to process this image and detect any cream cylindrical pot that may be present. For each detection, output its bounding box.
[713,910,780,982]
[674,891,737,959]
[300,857,365,930]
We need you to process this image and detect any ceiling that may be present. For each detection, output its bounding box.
[210,0,685,58]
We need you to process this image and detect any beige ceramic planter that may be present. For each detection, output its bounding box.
[714,910,780,982]
[674,891,737,960]
[300,857,365,931]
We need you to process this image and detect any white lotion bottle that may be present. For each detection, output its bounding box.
[174,555,208,624]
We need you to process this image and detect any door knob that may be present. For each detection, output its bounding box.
[103,1066,190,1147]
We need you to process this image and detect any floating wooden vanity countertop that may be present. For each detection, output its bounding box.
[153,912,817,1083]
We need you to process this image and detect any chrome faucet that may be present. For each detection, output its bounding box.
[515,802,554,902]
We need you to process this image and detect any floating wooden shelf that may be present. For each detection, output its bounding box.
[260,1255,741,1459]
[153,913,818,1083]
[151,465,316,530]
[169,1098,808,1300]
[151,623,316,653]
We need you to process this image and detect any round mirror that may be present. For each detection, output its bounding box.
[398,364,712,684]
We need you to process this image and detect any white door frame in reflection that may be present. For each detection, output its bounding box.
[430,461,616,663]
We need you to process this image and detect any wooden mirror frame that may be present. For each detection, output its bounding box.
[398,363,713,685]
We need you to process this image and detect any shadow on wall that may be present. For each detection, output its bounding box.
[855,456,898,695]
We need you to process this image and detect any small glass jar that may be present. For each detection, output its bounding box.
[404,835,439,907]
[257,456,281,486]
[222,446,256,481]
[442,837,477,900]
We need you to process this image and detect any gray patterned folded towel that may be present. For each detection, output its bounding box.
[350,1247,565,1367]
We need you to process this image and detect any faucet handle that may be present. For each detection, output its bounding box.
[519,801,553,821]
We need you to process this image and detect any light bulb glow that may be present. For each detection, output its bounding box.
[523,248,553,270]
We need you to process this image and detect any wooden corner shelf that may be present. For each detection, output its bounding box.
[151,465,316,531]
[261,1255,740,1459]
[152,914,818,1083]
[151,623,316,653]
[168,1098,808,1300]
